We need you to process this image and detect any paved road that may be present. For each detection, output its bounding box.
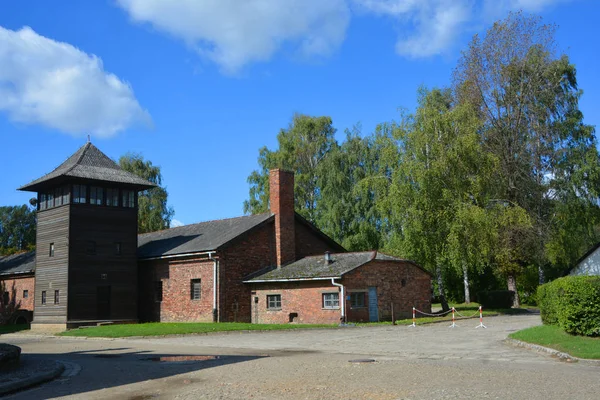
[2,314,599,399]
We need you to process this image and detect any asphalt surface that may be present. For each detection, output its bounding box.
[1,314,599,399]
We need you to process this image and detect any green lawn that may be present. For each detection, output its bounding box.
[59,322,336,338]
[0,324,30,335]
[509,325,600,359]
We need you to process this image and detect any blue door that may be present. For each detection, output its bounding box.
[368,286,378,322]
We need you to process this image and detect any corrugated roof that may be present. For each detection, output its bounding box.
[245,251,413,282]
[0,252,35,276]
[19,143,156,191]
[138,213,274,259]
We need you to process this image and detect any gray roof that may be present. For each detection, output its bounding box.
[19,143,156,192]
[0,252,35,277]
[138,213,274,259]
[245,251,415,282]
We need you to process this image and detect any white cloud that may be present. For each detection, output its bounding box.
[170,219,184,228]
[0,26,151,138]
[116,0,350,74]
[353,0,574,58]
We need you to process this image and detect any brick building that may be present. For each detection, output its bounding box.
[1,143,432,326]
[0,252,35,324]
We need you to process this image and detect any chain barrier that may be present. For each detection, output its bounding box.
[408,305,487,329]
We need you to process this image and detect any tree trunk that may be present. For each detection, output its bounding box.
[436,265,450,311]
[507,274,520,308]
[462,262,470,304]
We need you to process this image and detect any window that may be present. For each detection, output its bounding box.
[267,294,281,310]
[114,242,122,255]
[23,290,29,298]
[350,292,366,308]
[106,188,119,207]
[39,193,47,210]
[62,185,70,204]
[154,281,163,302]
[86,241,96,255]
[49,243,55,257]
[122,190,135,208]
[73,184,86,204]
[90,186,103,205]
[191,279,201,300]
[54,187,63,206]
[41,291,47,305]
[54,290,60,304]
[46,192,54,208]
[323,292,339,309]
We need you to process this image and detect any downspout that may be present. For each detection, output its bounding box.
[331,278,345,323]
[208,252,218,322]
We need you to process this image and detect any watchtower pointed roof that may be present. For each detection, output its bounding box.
[19,142,156,192]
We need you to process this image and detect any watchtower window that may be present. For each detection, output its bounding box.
[41,291,47,305]
[73,184,87,204]
[106,188,119,207]
[40,193,47,210]
[54,187,63,206]
[90,186,103,205]
[49,243,55,257]
[122,190,135,208]
[46,192,54,208]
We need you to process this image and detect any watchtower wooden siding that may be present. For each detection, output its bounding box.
[33,205,70,323]
[68,201,138,321]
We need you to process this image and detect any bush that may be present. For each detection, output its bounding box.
[537,276,600,337]
[477,290,515,309]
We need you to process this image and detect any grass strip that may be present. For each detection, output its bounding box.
[59,322,336,338]
[509,324,600,359]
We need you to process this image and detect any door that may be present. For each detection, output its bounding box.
[97,286,111,320]
[368,286,378,322]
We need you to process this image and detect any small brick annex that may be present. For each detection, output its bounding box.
[247,255,432,324]
[1,276,35,314]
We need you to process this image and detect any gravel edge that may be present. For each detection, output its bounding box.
[0,361,65,396]
[504,338,600,366]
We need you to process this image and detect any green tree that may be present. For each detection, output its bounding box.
[244,114,337,223]
[119,154,174,234]
[383,88,491,310]
[454,11,600,301]
[0,205,36,255]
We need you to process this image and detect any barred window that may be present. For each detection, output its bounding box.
[41,291,47,305]
[191,279,201,300]
[54,290,60,304]
[322,293,339,309]
[267,294,281,310]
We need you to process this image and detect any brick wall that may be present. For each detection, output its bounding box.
[138,257,215,322]
[1,275,35,312]
[250,281,342,324]
[219,221,275,323]
[295,221,340,259]
[343,260,431,321]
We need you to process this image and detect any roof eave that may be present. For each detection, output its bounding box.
[244,276,341,283]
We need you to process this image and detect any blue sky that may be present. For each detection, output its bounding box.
[1,0,599,227]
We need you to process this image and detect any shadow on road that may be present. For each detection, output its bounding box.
[11,347,267,399]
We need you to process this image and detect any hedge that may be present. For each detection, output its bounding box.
[537,276,600,337]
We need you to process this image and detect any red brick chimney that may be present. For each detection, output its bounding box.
[270,169,295,267]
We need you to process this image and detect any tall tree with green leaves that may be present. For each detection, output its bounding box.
[244,114,337,223]
[383,87,491,310]
[0,205,36,255]
[119,154,174,234]
[454,11,600,299]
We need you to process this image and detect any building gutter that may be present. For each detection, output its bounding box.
[331,278,345,323]
[207,251,219,322]
[243,276,341,283]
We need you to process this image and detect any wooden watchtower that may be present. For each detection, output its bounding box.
[19,142,155,330]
